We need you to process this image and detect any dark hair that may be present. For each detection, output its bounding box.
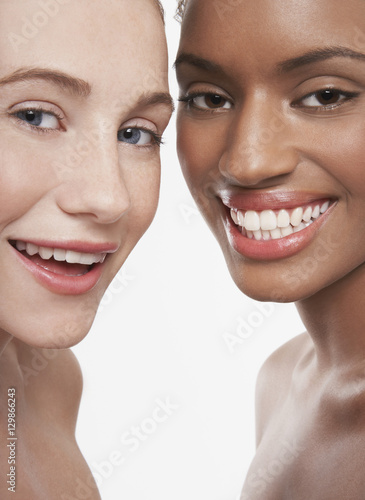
[175,0,187,22]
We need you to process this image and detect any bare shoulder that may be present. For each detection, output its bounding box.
[255,332,312,445]
[21,346,83,431]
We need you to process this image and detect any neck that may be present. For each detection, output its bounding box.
[296,265,365,370]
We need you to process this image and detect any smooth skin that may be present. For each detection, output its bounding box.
[176,0,365,498]
[0,0,172,498]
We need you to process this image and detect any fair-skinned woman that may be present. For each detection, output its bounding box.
[0,0,173,497]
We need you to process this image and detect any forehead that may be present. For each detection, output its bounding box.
[180,0,365,67]
[0,0,168,93]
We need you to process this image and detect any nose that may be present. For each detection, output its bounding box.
[55,133,130,224]
[219,97,298,187]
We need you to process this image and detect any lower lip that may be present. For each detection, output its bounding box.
[11,245,104,295]
[223,204,335,261]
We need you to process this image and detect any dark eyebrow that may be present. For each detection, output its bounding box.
[174,53,224,74]
[0,67,91,97]
[175,47,365,78]
[137,92,175,114]
[278,46,365,73]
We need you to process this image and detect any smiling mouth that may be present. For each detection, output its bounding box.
[229,200,331,241]
[10,240,107,277]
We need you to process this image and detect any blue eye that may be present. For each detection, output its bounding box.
[118,127,159,146]
[14,109,60,129]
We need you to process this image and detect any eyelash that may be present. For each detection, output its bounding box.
[9,106,64,134]
[118,127,164,148]
[9,107,164,146]
[178,92,232,113]
[179,88,360,113]
[293,88,360,111]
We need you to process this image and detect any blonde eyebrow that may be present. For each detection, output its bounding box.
[0,67,91,97]
[136,92,175,114]
[1,68,175,117]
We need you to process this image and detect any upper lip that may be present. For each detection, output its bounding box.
[219,190,334,211]
[9,239,119,254]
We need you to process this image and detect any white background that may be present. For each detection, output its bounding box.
[73,3,305,499]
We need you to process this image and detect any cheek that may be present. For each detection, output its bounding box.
[332,126,365,193]
[0,139,57,228]
[124,156,161,233]
[306,117,365,193]
[177,115,225,192]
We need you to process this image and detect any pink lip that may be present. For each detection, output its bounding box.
[220,195,336,261]
[220,190,332,211]
[9,240,117,295]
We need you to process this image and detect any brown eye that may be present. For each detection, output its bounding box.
[298,88,357,109]
[315,89,341,105]
[191,93,232,110]
[205,94,227,108]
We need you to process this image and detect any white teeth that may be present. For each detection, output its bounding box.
[14,241,106,266]
[65,250,82,264]
[294,222,306,233]
[320,201,330,213]
[54,248,66,261]
[39,246,53,260]
[302,206,312,222]
[253,229,262,241]
[237,210,245,227]
[16,241,26,251]
[277,209,290,228]
[230,209,239,225]
[26,243,38,256]
[260,210,277,231]
[230,200,331,240]
[290,207,303,227]
[245,211,261,231]
[79,253,98,265]
[281,225,294,237]
[312,205,320,219]
[270,228,282,239]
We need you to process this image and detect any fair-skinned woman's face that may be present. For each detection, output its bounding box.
[0,0,172,348]
[176,0,365,302]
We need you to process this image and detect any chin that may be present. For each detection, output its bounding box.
[225,257,321,304]
[5,304,98,350]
